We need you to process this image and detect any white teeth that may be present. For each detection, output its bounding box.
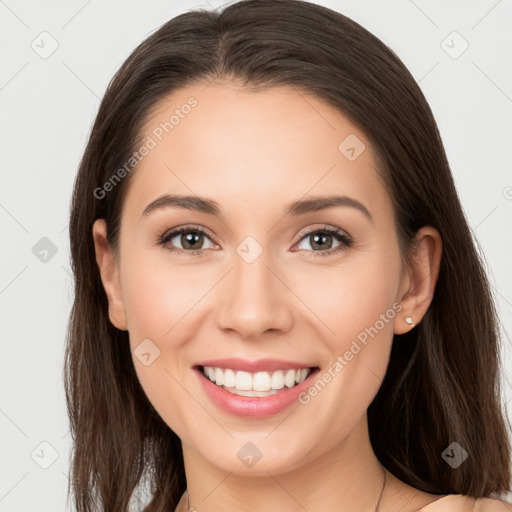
[202,366,313,392]
[253,372,271,391]
[271,370,285,390]
[214,367,224,386]
[223,368,235,388]
[235,371,253,391]
[222,387,279,397]
[284,369,296,388]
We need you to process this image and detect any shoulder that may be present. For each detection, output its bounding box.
[419,494,512,512]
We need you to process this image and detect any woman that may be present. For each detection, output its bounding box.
[63,1,512,511]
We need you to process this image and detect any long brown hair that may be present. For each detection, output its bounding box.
[64,1,511,510]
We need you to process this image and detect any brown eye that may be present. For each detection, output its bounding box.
[294,227,353,257]
[159,226,217,254]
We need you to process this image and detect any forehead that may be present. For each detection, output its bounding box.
[123,80,390,225]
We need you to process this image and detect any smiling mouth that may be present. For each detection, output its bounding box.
[195,364,320,398]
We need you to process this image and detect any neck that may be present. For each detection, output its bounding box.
[179,415,387,512]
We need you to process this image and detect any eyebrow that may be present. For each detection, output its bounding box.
[141,194,373,223]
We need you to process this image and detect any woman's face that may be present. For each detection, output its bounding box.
[97,80,414,475]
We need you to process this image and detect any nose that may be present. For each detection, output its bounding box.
[215,247,294,340]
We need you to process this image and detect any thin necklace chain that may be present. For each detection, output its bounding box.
[185,465,387,512]
[375,465,387,511]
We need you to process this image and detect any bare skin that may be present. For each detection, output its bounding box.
[93,80,443,512]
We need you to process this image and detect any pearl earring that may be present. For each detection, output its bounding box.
[405,316,414,326]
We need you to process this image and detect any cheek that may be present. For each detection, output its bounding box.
[120,249,205,342]
[330,269,396,341]
[301,254,400,346]
[309,248,401,391]
[119,250,200,435]
[295,258,401,430]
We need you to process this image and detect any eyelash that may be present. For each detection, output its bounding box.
[157,224,353,258]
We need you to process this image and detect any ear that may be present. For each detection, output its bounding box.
[394,226,442,334]
[92,219,128,331]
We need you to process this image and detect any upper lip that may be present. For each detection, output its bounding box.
[194,358,319,373]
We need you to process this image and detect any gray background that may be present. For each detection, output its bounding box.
[1,0,511,510]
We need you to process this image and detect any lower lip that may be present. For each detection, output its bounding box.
[193,367,320,418]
